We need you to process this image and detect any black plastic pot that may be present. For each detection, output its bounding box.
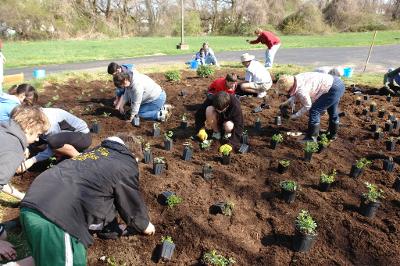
[384,122,393,133]
[319,182,332,192]
[255,121,261,131]
[387,95,392,102]
[388,114,396,122]
[153,163,165,175]
[304,151,313,162]
[277,163,288,174]
[363,95,370,101]
[359,199,380,218]
[374,131,383,140]
[164,139,173,151]
[238,143,249,154]
[370,124,378,132]
[242,134,249,144]
[90,123,100,134]
[159,191,174,205]
[350,164,363,178]
[159,241,176,261]
[317,144,326,153]
[180,121,188,129]
[132,116,140,127]
[271,140,278,149]
[393,177,400,192]
[383,159,395,172]
[182,146,193,161]
[210,202,226,215]
[293,229,316,252]
[221,154,231,165]
[202,165,213,180]
[153,127,160,137]
[386,140,396,151]
[362,109,368,115]
[378,110,386,118]
[393,120,400,131]
[281,189,296,203]
[275,116,282,126]
[355,99,362,105]
[143,150,153,164]
[369,105,377,112]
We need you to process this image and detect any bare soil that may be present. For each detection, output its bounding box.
[5,69,400,265]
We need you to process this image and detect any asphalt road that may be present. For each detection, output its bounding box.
[5,44,399,80]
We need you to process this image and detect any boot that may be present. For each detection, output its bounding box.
[303,124,320,142]
[328,121,339,140]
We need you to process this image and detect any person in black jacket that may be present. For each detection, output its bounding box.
[195,91,244,150]
[19,136,155,266]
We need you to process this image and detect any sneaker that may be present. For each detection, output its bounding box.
[257,91,267,98]
[157,110,169,122]
[212,132,221,140]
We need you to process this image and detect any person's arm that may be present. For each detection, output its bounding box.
[0,240,16,261]
[291,94,311,119]
[228,99,244,150]
[248,35,261,44]
[1,184,25,200]
[129,85,144,120]
[0,151,24,186]
[245,70,252,82]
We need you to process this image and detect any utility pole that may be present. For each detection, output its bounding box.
[177,0,189,50]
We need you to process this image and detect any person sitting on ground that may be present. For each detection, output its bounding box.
[246,28,281,69]
[194,48,206,66]
[206,73,238,99]
[314,66,344,77]
[195,91,243,150]
[0,84,38,122]
[19,107,92,172]
[0,105,50,200]
[383,67,400,92]
[114,71,170,122]
[236,53,273,98]
[107,62,133,107]
[202,43,219,67]
[19,136,155,266]
[277,72,345,141]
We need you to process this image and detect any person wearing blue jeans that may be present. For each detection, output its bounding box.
[138,90,166,120]
[277,72,345,141]
[203,43,219,67]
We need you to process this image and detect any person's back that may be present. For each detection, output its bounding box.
[246,60,272,83]
[294,72,334,102]
[126,71,162,104]
[42,107,89,136]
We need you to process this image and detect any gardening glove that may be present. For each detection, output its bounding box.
[143,222,155,235]
[197,129,208,142]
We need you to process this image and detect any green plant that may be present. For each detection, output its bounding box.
[370,101,377,106]
[280,180,298,192]
[103,112,111,117]
[363,182,384,203]
[202,250,236,266]
[197,65,215,78]
[154,157,165,164]
[106,256,126,266]
[318,134,330,148]
[271,134,283,143]
[182,113,187,121]
[355,158,371,169]
[279,159,290,167]
[164,70,181,81]
[303,141,319,153]
[222,202,234,216]
[295,210,317,236]
[164,131,174,141]
[219,144,232,156]
[47,156,57,169]
[52,94,59,101]
[166,194,183,208]
[153,122,160,129]
[161,236,174,244]
[45,101,53,108]
[200,139,213,149]
[143,142,151,151]
[320,169,336,184]
[256,117,260,123]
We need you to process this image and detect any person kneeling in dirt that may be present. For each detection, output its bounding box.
[383,67,400,94]
[236,53,273,99]
[114,71,171,122]
[19,107,92,172]
[0,84,38,122]
[107,62,133,107]
[206,73,238,100]
[195,91,243,150]
[19,136,155,266]
[0,105,49,200]
[277,72,345,141]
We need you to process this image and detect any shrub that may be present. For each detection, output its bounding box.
[355,158,371,169]
[363,182,384,203]
[197,65,214,78]
[280,180,297,192]
[164,70,181,82]
[320,169,336,184]
[202,250,236,266]
[166,194,183,208]
[295,210,317,235]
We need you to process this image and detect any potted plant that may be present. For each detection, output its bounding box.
[241,130,249,144]
[393,177,400,192]
[271,133,283,149]
[378,109,386,118]
[132,115,140,127]
[182,142,193,161]
[219,144,232,165]
[374,128,383,140]
[200,139,213,150]
[293,210,317,252]
[202,250,236,266]
[280,180,297,203]
[363,94,370,101]
[360,182,384,218]
[370,121,378,132]
[210,201,234,216]
[164,131,174,151]
[388,113,396,122]
[153,122,160,137]
[275,116,282,126]
[159,236,175,261]
[362,108,368,116]
[350,158,371,178]
[180,113,188,129]
[384,120,393,133]
[386,137,396,151]
[277,159,290,174]
[166,194,183,208]
[238,143,249,154]
[355,96,362,105]
[143,143,153,164]
[202,164,213,180]
[387,94,392,102]
[159,191,174,205]
[383,157,395,172]
[303,141,319,162]
[369,101,377,112]
[254,117,261,132]
[319,169,336,192]
[153,157,166,175]
[317,134,330,153]
[90,119,100,134]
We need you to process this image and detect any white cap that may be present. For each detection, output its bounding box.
[240,53,255,62]
[105,136,125,145]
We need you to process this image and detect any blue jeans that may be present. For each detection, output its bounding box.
[138,90,166,120]
[205,54,217,65]
[309,77,345,127]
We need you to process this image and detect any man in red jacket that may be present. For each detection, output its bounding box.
[247,28,281,69]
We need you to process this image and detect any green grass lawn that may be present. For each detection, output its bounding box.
[3,31,400,68]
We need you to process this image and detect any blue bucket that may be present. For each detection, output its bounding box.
[190,60,199,69]
[123,64,134,71]
[343,67,353,78]
[33,69,46,79]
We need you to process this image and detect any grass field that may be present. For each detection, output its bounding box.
[3,31,400,68]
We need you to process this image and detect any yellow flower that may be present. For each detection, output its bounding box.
[219,144,232,155]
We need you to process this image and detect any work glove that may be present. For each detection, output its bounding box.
[197,129,208,142]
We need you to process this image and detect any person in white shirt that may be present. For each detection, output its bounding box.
[236,53,273,99]
[277,72,345,141]
[202,43,219,67]
[0,39,6,93]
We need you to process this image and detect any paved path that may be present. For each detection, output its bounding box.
[5,44,399,80]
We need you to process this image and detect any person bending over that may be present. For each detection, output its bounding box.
[0,84,38,122]
[206,73,237,100]
[107,62,133,107]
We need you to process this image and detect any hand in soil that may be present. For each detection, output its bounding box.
[0,240,17,260]
[143,222,155,235]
